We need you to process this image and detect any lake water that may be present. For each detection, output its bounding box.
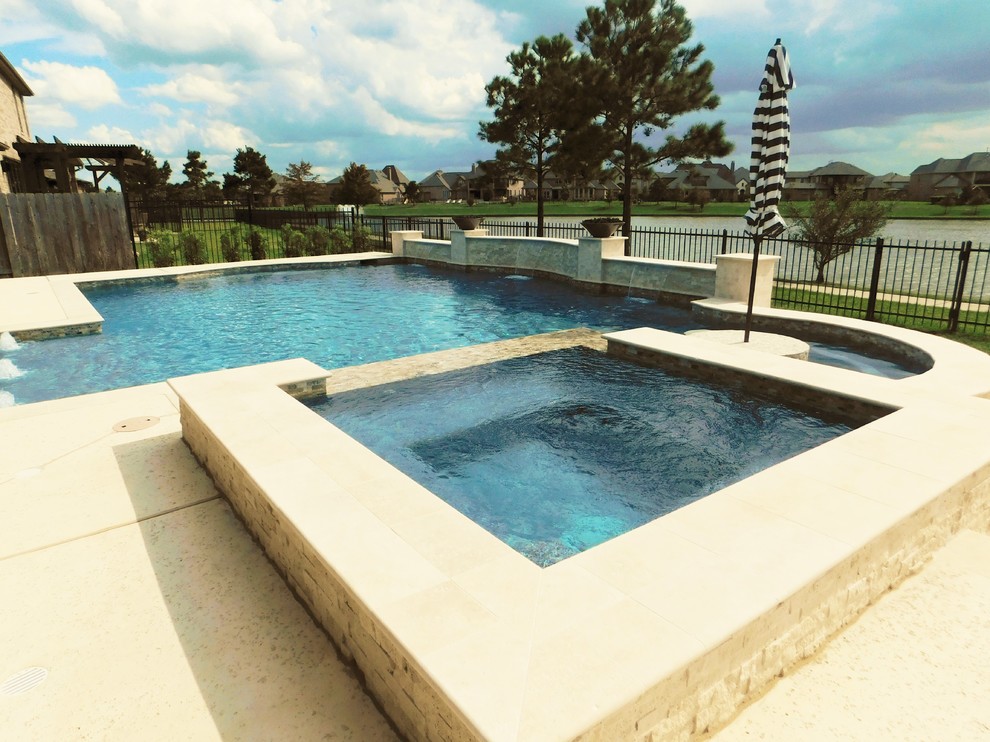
[495,215,989,245]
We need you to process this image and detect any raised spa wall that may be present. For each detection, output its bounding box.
[390,229,777,309]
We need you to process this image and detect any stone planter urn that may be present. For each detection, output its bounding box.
[581,218,622,238]
[452,215,484,230]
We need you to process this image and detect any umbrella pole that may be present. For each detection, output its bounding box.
[743,235,762,343]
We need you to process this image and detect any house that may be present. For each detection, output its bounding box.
[909,153,990,201]
[782,162,873,200]
[863,172,910,200]
[420,164,523,202]
[0,49,33,193]
[418,169,456,202]
[654,162,740,202]
[326,165,405,204]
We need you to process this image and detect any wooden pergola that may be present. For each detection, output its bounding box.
[12,137,141,198]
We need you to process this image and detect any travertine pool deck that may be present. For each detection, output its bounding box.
[3,261,990,740]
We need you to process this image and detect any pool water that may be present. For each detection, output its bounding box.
[0,263,914,405]
[310,347,852,566]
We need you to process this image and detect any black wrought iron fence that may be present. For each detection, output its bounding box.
[126,200,990,334]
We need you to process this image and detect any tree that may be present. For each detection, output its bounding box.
[224,146,276,201]
[784,187,889,283]
[181,150,213,190]
[474,158,516,202]
[333,163,380,206]
[479,34,593,235]
[686,187,710,211]
[576,0,731,237]
[283,161,323,209]
[404,181,421,203]
[121,148,172,201]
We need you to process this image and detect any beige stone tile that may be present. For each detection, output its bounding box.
[376,580,497,658]
[420,622,533,742]
[572,520,724,596]
[798,444,951,508]
[530,561,628,640]
[389,504,512,577]
[345,467,450,526]
[518,597,703,741]
[831,425,990,485]
[452,551,542,623]
[725,467,903,546]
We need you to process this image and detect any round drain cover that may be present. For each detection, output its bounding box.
[1,667,48,696]
[112,416,160,432]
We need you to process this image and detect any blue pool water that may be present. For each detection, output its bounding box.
[310,347,852,566]
[0,263,913,405]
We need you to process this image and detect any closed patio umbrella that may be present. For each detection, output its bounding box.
[743,39,795,341]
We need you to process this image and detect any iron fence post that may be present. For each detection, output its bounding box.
[865,237,885,321]
[948,241,973,332]
[720,229,728,255]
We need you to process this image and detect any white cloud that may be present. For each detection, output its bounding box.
[25,102,77,129]
[349,88,462,140]
[20,59,121,109]
[681,0,769,19]
[201,120,256,151]
[908,116,990,157]
[141,69,244,107]
[69,0,125,34]
[86,123,134,141]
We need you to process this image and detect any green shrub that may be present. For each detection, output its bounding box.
[220,226,245,262]
[351,226,376,252]
[146,229,176,268]
[328,227,351,254]
[178,231,206,265]
[247,228,268,260]
[304,225,331,256]
[280,224,308,258]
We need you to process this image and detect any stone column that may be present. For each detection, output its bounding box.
[576,236,626,284]
[389,230,422,257]
[714,253,781,306]
[450,228,488,266]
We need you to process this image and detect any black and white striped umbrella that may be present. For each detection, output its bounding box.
[742,39,794,341]
[745,39,795,239]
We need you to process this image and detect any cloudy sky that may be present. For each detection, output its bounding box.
[2,0,988,184]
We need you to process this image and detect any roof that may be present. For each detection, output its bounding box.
[419,170,452,189]
[811,161,872,177]
[382,165,409,186]
[912,152,990,176]
[0,50,32,97]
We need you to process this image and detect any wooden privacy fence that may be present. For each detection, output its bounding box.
[0,193,135,278]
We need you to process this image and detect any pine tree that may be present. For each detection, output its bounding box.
[576,0,731,236]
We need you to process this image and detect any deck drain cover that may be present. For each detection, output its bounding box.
[1,667,48,696]
[112,416,160,433]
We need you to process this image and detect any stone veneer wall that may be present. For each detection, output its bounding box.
[11,321,102,341]
[607,340,896,425]
[177,398,482,742]
[597,475,990,740]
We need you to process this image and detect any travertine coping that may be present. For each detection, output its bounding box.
[170,328,990,742]
[685,328,810,360]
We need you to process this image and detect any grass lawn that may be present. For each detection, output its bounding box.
[361,200,990,220]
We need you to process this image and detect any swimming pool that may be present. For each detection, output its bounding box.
[0,263,914,405]
[310,346,852,566]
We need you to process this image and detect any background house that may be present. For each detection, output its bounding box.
[909,153,990,201]
[0,50,33,193]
